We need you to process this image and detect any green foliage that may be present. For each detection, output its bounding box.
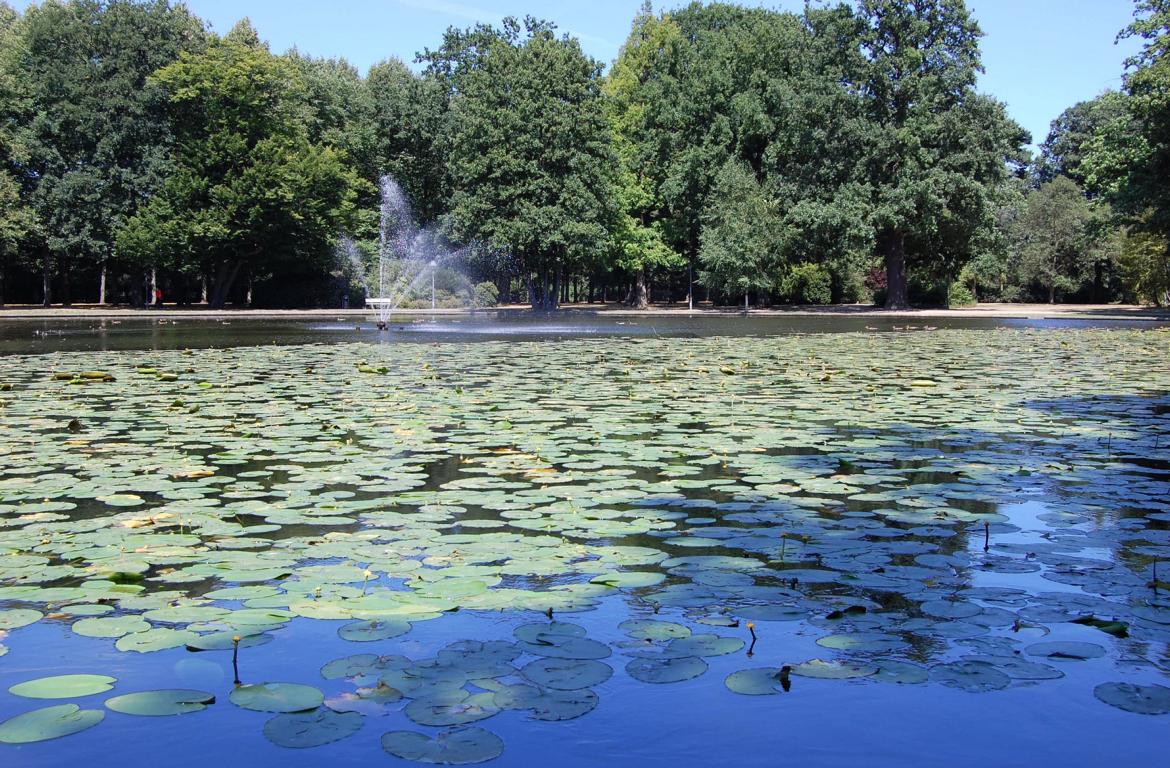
[116,22,361,307]
[946,281,976,308]
[423,17,616,309]
[1117,227,1170,304]
[1011,176,1102,302]
[699,161,784,301]
[780,263,833,305]
[13,0,206,303]
[472,281,499,307]
[1037,93,1130,187]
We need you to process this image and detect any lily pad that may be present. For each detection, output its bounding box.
[105,689,215,716]
[521,658,613,690]
[725,667,788,695]
[0,704,104,744]
[625,655,708,684]
[263,708,364,748]
[338,619,411,642]
[381,727,504,764]
[10,674,117,699]
[1093,682,1170,715]
[229,683,324,713]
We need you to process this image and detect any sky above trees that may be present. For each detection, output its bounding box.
[8,0,1138,153]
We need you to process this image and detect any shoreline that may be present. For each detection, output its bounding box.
[0,302,1167,322]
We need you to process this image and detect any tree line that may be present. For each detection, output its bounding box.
[0,0,1167,310]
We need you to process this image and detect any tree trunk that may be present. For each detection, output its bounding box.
[0,252,5,308]
[633,266,649,309]
[882,231,909,310]
[688,252,694,310]
[61,258,72,308]
[209,259,243,309]
[42,258,52,308]
[1048,284,1055,304]
[98,262,107,305]
[201,274,209,304]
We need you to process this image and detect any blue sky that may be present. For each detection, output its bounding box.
[12,0,1147,151]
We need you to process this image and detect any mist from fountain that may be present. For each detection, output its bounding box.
[373,175,473,326]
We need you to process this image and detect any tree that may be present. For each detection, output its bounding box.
[853,0,1027,308]
[367,58,449,226]
[605,2,685,307]
[1082,0,1170,298]
[1036,93,1129,187]
[699,160,785,306]
[423,17,615,310]
[0,2,32,307]
[116,20,361,307]
[14,0,205,305]
[1012,176,1101,303]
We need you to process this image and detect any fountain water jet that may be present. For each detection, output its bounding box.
[369,175,473,328]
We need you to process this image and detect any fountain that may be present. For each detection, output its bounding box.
[368,175,474,329]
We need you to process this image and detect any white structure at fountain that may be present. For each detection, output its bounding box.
[367,175,469,326]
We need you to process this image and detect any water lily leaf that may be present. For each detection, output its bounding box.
[0,704,104,744]
[788,660,875,680]
[338,619,411,642]
[1094,682,1170,714]
[116,628,198,653]
[930,661,1010,692]
[871,661,929,685]
[405,693,499,727]
[10,674,117,699]
[528,688,598,721]
[229,683,323,713]
[662,633,744,658]
[185,631,273,651]
[263,708,364,748]
[1025,641,1106,661]
[105,689,215,716]
[625,655,707,684]
[725,667,787,695]
[0,609,42,630]
[521,658,612,690]
[516,635,611,660]
[72,615,150,639]
[513,621,586,644]
[619,619,691,641]
[381,727,504,765]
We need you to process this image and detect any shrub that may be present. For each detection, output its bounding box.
[782,263,832,304]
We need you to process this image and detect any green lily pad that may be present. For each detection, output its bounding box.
[930,661,1011,692]
[788,660,875,679]
[263,708,364,748]
[381,727,504,765]
[0,609,42,630]
[619,619,691,641]
[1025,641,1106,660]
[521,658,613,690]
[625,655,708,683]
[725,667,788,695]
[0,704,104,744]
[405,693,499,727]
[338,619,411,642]
[10,674,117,699]
[229,683,324,713]
[72,615,151,639]
[105,689,215,716]
[1094,682,1170,714]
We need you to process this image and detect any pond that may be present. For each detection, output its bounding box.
[1,314,1168,767]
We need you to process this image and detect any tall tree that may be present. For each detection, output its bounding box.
[699,160,785,306]
[423,17,615,310]
[1083,0,1170,302]
[0,2,32,307]
[15,0,205,305]
[1012,176,1104,303]
[367,58,449,226]
[116,20,361,307]
[1036,92,1129,187]
[854,0,1027,308]
[605,2,684,307]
